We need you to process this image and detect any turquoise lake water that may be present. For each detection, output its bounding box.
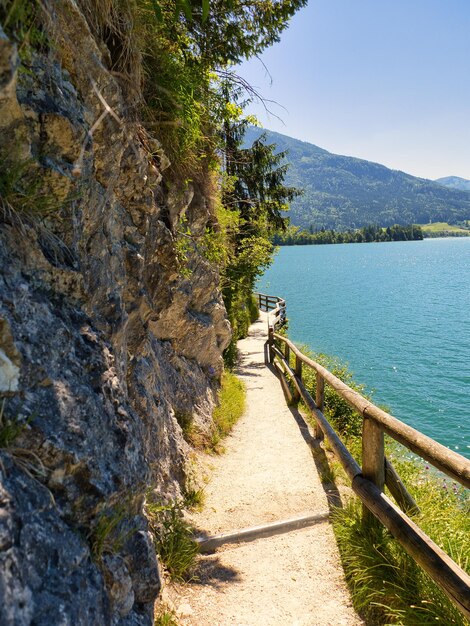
[257,238,470,459]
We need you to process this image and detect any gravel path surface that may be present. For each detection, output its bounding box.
[166,314,363,626]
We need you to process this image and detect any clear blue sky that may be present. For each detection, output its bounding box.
[238,0,470,180]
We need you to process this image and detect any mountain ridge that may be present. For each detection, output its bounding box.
[435,176,470,192]
[245,127,470,230]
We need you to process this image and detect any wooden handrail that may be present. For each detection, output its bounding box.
[273,332,470,489]
[258,292,470,618]
[256,292,286,336]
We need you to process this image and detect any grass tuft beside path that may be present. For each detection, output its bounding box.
[210,371,246,451]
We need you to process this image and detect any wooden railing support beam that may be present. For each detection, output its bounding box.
[263,295,470,621]
[273,331,470,489]
[284,343,290,365]
[292,355,302,403]
[315,373,325,441]
[362,416,385,524]
[353,475,470,619]
[268,327,274,364]
[385,457,420,516]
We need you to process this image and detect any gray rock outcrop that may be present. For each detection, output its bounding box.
[0,2,231,624]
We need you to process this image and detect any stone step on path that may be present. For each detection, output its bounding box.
[169,313,363,626]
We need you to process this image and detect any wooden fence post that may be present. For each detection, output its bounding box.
[385,458,420,516]
[292,355,302,403]
[315,373,325,440]
[260,317,470,618]
[362,416,385,524]
[268,327,274,364]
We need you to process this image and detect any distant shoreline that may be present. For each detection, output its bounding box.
[276,234,470,247]
[274,222,470,246]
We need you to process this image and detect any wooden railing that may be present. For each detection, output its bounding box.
[257,292,286,333]
[261,294,470,619]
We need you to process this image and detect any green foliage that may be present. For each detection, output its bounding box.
[223,288,263,367]
[421,222,470,238]
[274,223,424,246]
[182,485,205,510]
[136,0,306,174]
[147,500,199,581]
[0,400,28,448]
[247,293,259,323]
[90,504,134,560]
[130,1,208,174]
[244,126,470,231]
[210,371,245,450]
[163,0,308,67]
[281,338,469,624]
[174,409,193,438]
[154,608,179,626]
[0,157,64,222]
[182,457,205,509]
[0,401,47,480]
[332,471,469,625]
[292,345,365,439]
[220,108,300,361]
[0,0,47,52]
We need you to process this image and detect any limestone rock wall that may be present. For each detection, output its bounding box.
[0,2,230,624]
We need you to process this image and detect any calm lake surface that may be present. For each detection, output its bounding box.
[257,238,470,459]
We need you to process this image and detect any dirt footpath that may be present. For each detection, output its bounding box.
[166,314,363,626]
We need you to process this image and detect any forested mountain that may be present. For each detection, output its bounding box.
[245,127,470,230]
[435,176,470,192]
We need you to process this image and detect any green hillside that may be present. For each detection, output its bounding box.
[245,127,470,230]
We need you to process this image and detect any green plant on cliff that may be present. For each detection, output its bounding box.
[0,158,55,219]
[89,504,136,561]
[147,499,199,581]
[0,399,27,448]
[0,0,47,53]
[0,400,47,480]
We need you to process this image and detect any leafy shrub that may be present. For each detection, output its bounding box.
[182,486,205,510]
[248,293,259,323]
[223,292,262,367]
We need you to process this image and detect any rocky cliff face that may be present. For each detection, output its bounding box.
[0,2,230,624]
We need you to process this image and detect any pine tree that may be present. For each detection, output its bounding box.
[220,108,300,364]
